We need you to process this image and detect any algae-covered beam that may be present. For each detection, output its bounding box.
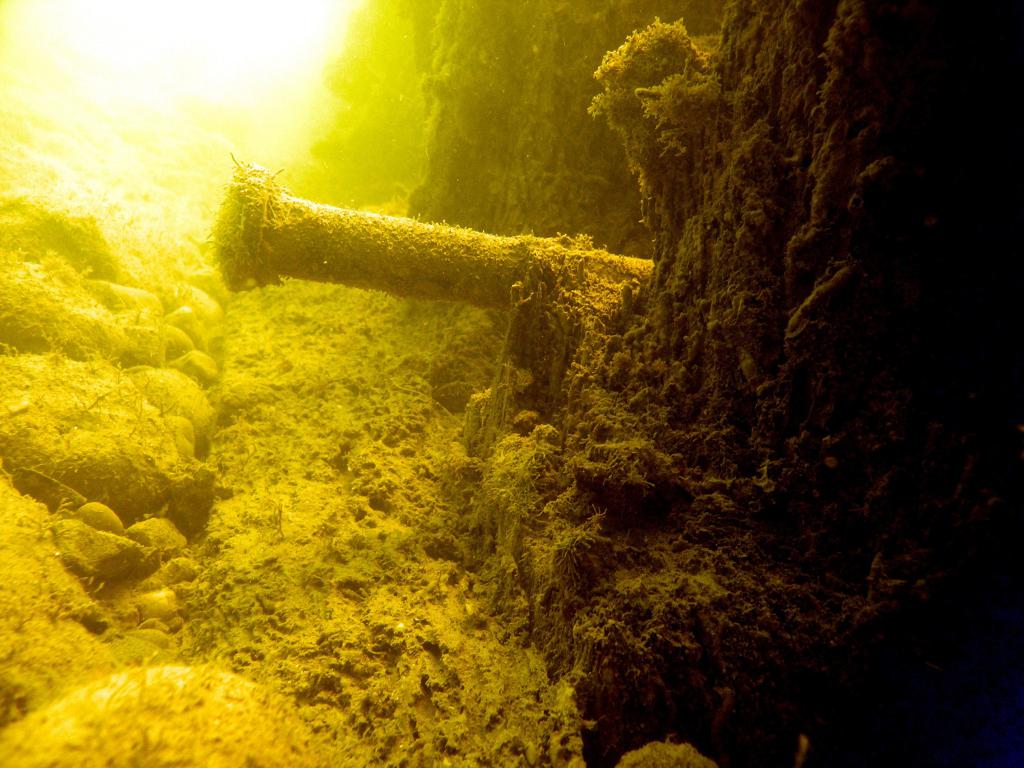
[213,164,651,310]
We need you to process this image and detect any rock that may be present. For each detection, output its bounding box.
[125,628,173,648]
[107,629,176,665]
[0,355,213,526]
[165,467,215,539]
[175,286,224,325]
[616,742,719,768]
[125,517,186,558]
[120,323,164,367]
[72,501,125,536]
[0,196,120,279]
[125,366,215,452]
[0,260,129,361]
[134,587,179,623]
[184,268,231,308]
[50,429,169,525]
[164,305,207,350]
[84,280,163,317]
[0,260,162,366]
[10,467,86,512]
[0,666,330,768]
[161,556,199,585]
[52,519,156,583]
[161,324,195,359]
[137,554,200,592]
[0,475,119,722]
[136,618,171,632]
[168,350,219,386]
[73,602,109,635]
[166,414,196,458]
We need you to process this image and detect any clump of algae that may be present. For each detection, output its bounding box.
[591,19,721,196]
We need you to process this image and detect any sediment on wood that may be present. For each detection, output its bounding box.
[213,163,651,313]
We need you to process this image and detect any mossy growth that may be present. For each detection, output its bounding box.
[0,354,213,533]
[549,506,610,596]
[0,196,121,281]
[0,252,162,366]
[0,473,116,729]
[590,19,721,198]
[473,426,563,562]
[617,740,719,767]
[210,162,278,292]
[0,666,330,768]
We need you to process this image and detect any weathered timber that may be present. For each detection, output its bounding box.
[213,164,651,311]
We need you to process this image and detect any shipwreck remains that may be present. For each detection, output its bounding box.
[213,163,654,452]
[213,163,651,314]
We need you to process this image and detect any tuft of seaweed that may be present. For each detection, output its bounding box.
[551,508,608,593]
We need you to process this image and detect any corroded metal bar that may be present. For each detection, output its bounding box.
[213,164,651,310]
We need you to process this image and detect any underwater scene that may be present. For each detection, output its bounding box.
[0,1,1021,767]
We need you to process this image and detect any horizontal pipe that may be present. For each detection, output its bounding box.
[213,164,651,310]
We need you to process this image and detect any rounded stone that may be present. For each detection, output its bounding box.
[166,415,196,458]
[618,742,719,768]
[126,366,215,448]
[72,501,125,536]
[136,618,171,633]
[184,269,230,308]
[108,629,176,666]
[134,587,178,622]
[125,627,174,649]
[52,519,155,582]
[125,518,187,558]
[168,350,219,387]
[85,280,164,317]
[161,557,199,585]
[177,286,224,325]
[161,324,195,360]
[0,665,329,767]
[164,306,207,350]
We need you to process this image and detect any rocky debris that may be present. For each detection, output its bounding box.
[9,468,86,512]
[133,587,179,623]
[0,196,120,280]
[125,366,216,455]
[164,467,215,539]
[617,742,719,768]
[168,350,219,387]
[107,628,176,666]
[71,501,125,536]
[0,354,214,529]
[160,557,199,585]
[84,279,163,317]
[0,475,117,727]
[137,619,171,632]
[164,305,208,351]
[0,141,227,751]
[138,557,199,591]
[182,268,230,309]
[161,324,195,359]
[124,518,186,559]
[0,666,330,768]
[0,257,161,365]
[51,519,156,583]
[166,415,197,458]
[173,285,223,326]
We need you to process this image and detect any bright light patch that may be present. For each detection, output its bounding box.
[0,0,362,260]
[3,0,358,109]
